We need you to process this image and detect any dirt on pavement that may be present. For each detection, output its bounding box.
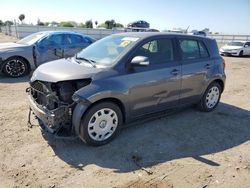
[0,33,250,188]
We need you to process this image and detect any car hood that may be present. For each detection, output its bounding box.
[221,45,243,50]
[31,58,102,83]
[0,42,27,52]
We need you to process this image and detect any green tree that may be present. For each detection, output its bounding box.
[104,19,116,29]
[59,21,74,27]
[115,23,124,28]
[5,20,14,25]
[79,23,86,28]
[98,23,107,28]
[0,20,3,26]
[19,14,25,23]
[85,20,93,28]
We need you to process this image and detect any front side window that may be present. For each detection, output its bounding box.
[134,38,174,64]
[49,34,64,46]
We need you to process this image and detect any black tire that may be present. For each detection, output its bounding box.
[79,101,123,146]
[239,50,243,57]
[197,82,222,112]
[3,57,29,77]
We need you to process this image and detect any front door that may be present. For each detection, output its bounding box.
[127,38,181,117]
[36,34,65,65]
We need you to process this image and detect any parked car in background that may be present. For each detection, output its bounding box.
[127,20,150,28]
[219,41,250,56]
[192,31,207,37]
[0,31,95,77]
[27,32,226,146]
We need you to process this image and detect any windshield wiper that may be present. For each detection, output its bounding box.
[75,55,96,68]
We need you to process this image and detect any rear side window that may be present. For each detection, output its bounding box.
[179,39,209,60]
[179,40,200,60]
[199,41,209,58]
[64,34,84,45]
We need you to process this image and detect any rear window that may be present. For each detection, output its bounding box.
[179,39,209,60]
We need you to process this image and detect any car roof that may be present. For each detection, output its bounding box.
[228,41,249,43]
[113,32,212,41]
[35,30,89,36]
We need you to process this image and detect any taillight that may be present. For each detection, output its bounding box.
[222,58,226,70]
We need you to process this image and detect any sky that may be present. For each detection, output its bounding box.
[0,0,250,34]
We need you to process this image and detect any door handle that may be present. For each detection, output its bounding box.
[205,64,211,69]
[171,69,179,75]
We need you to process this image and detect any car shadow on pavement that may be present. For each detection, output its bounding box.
[0,75,30,83]
[41,102,250,173]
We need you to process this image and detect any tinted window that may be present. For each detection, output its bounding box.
[70,35,84,44]
[84,37,92,44]
[245,42,250,46]
[199,41,209,58]
[179,39,200,60]
[134,39,174,64]
[48,34,64,47]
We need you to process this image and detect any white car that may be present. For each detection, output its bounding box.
[219,41,250,56]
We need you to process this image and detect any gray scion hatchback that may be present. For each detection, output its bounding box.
[27,32,226,146]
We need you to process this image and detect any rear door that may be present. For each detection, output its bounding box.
[178,38,213,104]
[127,37,181,117]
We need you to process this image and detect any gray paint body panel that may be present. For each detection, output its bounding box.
[29,32,226,125]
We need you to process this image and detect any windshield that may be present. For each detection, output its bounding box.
[227,42,244,46]
[17,32,45,45]
[76,35,139,66]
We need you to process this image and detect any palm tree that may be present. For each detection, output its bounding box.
[95,21,98,28]
[19,14,25,24]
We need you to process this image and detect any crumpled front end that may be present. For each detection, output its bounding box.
[27,79,91,134]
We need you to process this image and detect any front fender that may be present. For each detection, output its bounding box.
[72,102,90,136]
[74,80,129,104]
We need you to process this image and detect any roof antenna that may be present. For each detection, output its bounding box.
[185,25,190,33]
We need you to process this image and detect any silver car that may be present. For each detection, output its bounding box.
[0,31,95,77]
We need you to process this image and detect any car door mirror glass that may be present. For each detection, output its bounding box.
[131,56,149,66]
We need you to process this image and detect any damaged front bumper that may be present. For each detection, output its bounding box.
[27,89,74,134]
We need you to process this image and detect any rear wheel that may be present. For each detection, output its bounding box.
[79,102,123,146]
[198,82,222,112]
[3,57,29,77]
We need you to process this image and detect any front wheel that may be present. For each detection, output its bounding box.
[198,82,222,112]
[239,50,243,57]
[79,102,123,146]
[3,57,29,77]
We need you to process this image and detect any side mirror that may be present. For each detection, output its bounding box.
[130,56,149,67]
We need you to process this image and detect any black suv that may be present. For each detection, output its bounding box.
[127,20,150,28]
[27,32,226,146]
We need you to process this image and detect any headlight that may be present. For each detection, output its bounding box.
[72,93,80,102]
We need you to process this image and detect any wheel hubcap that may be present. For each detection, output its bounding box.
[5,59,26,77]
[88,108,118,141]
[206,86,220,109]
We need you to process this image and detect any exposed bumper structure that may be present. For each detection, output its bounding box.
[27,88,73,133]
